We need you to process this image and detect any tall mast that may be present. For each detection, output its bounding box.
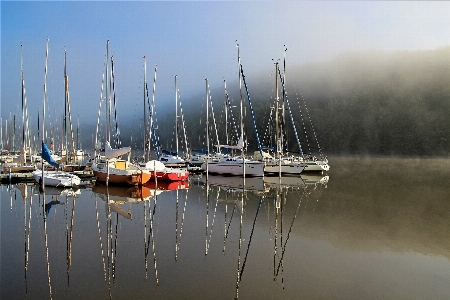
[282,46,287,152]
[150,64,157,160]
[105,40,110,144]
[175,75,179,157]
[275,62,280,158]
[205,78,209,176]
[143,56,147,160]
[65,50,76,163]
[64,49,68,157]
[237,43,243,155]
[42,38,49,189]
[21,43,25,155]
[224,80,228,146]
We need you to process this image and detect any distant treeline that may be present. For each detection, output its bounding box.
[85,47,450,157]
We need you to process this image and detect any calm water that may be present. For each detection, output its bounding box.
[1,157,449,300]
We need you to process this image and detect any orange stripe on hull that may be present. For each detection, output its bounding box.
[93,171,151,186]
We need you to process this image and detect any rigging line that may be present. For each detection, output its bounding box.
[178,88,190,157]
[240,195,263,281]
[225,202,237,240]
[277,65,304,156]
[95,198,107,281]
[261,100,275,148]
[207,81,221,150]
[224,80,240,142]
[275,190,305,277]
[94,71,105,159]
[111,56,121,147]
[176,188,189,260]
[240,64,263,156]
[206,188,220,253]
[298,91,323,157]
[296,93,312,155]
[65,68,76,162]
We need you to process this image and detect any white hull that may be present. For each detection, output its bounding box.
[202,158,265,177]
[303,160,330,172]
[33,170,81,187]
[264,161,306,175]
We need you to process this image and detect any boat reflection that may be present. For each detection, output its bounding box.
[301,174,330,186]
[2,172,329,299]
[201,174,267,193]
[145,179,189,191]
[263,175,306,192]
[33,184,81,197]
[92,183,152,204]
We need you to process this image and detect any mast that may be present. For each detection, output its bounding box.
[105,40,110,144]
[143,56,147,160]
[42,38,49,189]
[150,64,157,160]
[77,116,80,152]
[64,49,68,158]
[65,52,76,163]
[282,47,287,152]
[13,114,16,151]
[224,80,228,146]
[21,43,25,158]
[175,75,179,157]
[205,78,209,177]
[237,43,243,157]
[275,62,280,157]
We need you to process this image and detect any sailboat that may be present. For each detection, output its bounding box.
[202,44,265,177]
[92,141,151,185]
[280,48,329,173]
[257,61,306,175]
[34,39,81,188]
[91,40,151,186]
[140,59,188,181]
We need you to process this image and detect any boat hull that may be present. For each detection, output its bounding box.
[203,161,265,177]
[264,162,306,175]
[33,170,81,187]
[303,160,330,172]
[93,169,151,186]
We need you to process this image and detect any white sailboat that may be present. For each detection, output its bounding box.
[202,44,265,177]
[258,61,306,175]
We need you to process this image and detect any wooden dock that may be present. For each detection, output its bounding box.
[0,169,95,184]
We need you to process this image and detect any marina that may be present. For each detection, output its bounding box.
[2,2,449,299]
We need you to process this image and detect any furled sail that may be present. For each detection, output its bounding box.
[215,136,244,150]
[104,141,131,159]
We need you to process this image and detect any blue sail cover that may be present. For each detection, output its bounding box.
[192,149,209,155]
[162,149,178,156]
[42,141,59,168]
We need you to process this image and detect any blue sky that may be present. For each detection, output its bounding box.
[2,1,450,129]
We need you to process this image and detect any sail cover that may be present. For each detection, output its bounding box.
[215,136,244,150]
[105,141,131,159]
[42,141,59,168]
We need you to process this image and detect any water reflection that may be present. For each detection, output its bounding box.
[2,157,449,299]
